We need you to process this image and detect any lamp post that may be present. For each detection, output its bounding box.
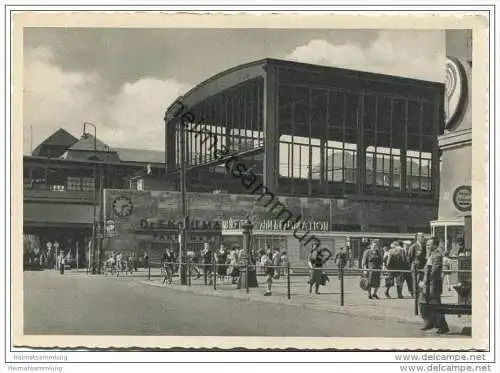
[241,219,258,289]
[179,119,188,285]
[83,122,98,274]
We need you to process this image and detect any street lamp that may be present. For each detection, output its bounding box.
[179,119,188,285]
[82,122,98,274]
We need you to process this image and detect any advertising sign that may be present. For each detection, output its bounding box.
[452,185,472,212]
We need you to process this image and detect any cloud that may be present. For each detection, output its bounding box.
[285,31,445,82]
[23,46,191,153]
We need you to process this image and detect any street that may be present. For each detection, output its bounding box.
[25,271,436,337]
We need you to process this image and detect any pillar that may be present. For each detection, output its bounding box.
[165,119,177,173]
[356,93,366,194]
[263,64,279,193]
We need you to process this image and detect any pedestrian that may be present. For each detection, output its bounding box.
[409,232,427,283]
[385,241,406,299]
[334,247,348,280]
[227,245,240,284]
[201,242,214,286]
[116,252,123,276]
[382,246,393,298]
[46,242,53,269]
[161,247,175,285]
[143,251,149,269]
[261,249,273,296]
[280,250,289,274]
[59,250,65,275]
[127,253,134,275]
[442,251,452,292]
[419,236,449,334]
[307,242,323,295]
[216,244,228,281]
[272,248,281,279]
[401,240,414,297]
[361,240,383,299]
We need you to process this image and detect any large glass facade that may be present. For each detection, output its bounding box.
[167,62,441,199]
[276,84,438,198]
[175,78,264,170]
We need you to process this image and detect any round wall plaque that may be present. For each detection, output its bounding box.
[452,185,472,212]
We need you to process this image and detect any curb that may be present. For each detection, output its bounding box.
[137,280,424,326]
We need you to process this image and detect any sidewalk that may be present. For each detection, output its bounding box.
[138,274,471,334]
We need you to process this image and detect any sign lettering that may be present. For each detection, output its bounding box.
[221,219,329,232]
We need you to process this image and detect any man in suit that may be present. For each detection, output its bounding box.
[385,241,406,299]
[201,242,214,286]
[409,232,427,283]
[419,236,449,334]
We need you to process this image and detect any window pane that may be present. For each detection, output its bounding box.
[81,177,95,191]
[311,146,320,180]
[67,177,81,191]
[279,142,289,177]
[392,155,401,188]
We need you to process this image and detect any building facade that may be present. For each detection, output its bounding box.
[23,129,165,268]
[100,58,445,266]
[430,30,473,255]
[102,189,427,266]
[24,59,446,269]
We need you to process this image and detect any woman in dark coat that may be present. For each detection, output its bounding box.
[215,245,228,281]
[307,243,332,295]
[419,237,449,334]
[362,240,383,299]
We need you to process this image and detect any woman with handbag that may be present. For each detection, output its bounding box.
[361,240,383,299]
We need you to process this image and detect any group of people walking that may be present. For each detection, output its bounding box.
[160,242,267,287]
[259,245,289,296]
[361,234,425,300]
[361,233,450,334]
[104,251,143,276]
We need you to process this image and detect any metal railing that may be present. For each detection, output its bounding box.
[91,260,472,317]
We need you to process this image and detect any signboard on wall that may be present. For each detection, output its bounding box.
[222,219,329,232]
[135,218,222,246]
[453,185,472,212]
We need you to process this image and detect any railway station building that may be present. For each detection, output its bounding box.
[103,58,444,265]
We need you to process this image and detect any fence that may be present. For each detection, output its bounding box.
[57,258,471,317]
[99,261,469,315]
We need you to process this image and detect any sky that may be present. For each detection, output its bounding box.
[23,28,445,154]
